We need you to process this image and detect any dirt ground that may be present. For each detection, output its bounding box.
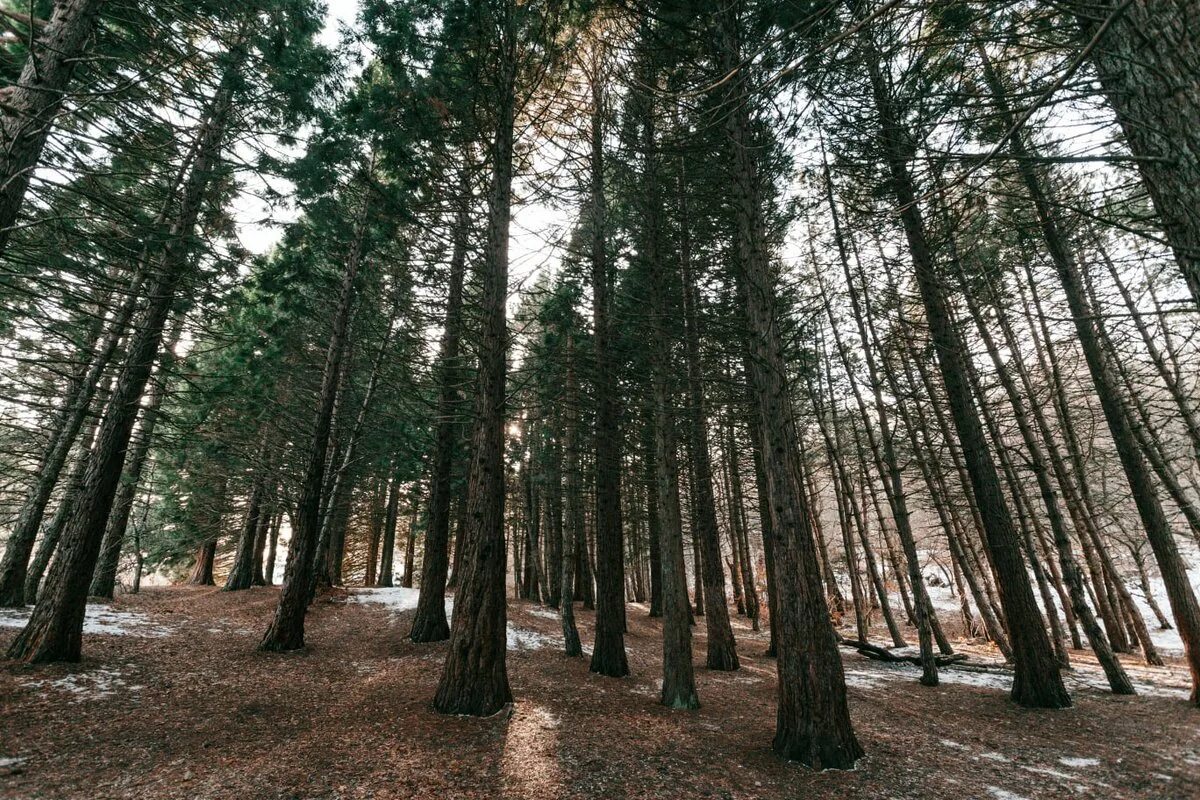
[1,586,1197,799]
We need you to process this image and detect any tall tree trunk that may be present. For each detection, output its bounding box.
[260,153,373,652]
[865,51,1069,708]
[589,67,628,679]
[679,164,739,668]
[411,171,470,640]
[432,27,515,714]
[6,73,236,664]
[0,0,105,256]
[718,7,862,768]
[560,333,584,657]
[644,98,699,706]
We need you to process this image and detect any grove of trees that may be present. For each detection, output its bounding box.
[1,0,1198,773]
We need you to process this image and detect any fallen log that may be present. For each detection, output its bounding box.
[837,637,968,667]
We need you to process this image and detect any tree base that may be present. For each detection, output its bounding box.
[706,644,740,671]
[409,612,450,643]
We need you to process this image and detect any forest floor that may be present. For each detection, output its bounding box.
[1,586,1197,800]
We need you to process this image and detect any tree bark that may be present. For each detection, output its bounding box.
[432,22,515,714]
[718,7,863,768]
[0,0,105,256]
[1068,0,1200,306]
[6,73,235,663]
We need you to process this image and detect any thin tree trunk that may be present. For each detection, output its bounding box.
[864,50,1069,708]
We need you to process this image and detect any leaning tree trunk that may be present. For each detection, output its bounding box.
[983,47,1200,702]
[0,0,106,256]
[6,75,235,664]
[432,34,516,715]
[718,7,863,768]
[89,314,183,599]
[864,50,1069,709]
[260,157,372,652]
[1066,0,1200,306]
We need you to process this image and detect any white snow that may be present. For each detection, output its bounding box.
[1059,757,1100,769]
[0,756,27,770]
[0,605,171,637]
[347,586,423,613]
[986,788,1028,800]
[526,607,560,621]
[350,590,551,651]
[23,667,141,701]
[506,624,552,651]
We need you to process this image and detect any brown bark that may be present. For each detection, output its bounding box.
[0,0,105,256]
[432,24,515,714]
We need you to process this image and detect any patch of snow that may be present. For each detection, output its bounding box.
[507,624,552,651]
[347,587,422,613]
[986,788,1028,800]
[979,752,1011,763]
[526,607,560,621]
[1058,757,1100,769]
[0,605,170,637]
[0,756,27,769]
[24,668,140,701]
[940,739,968,750]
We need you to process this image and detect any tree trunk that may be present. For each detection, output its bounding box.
[1068,0,1200,306]
[865,51,1069,708]
[0,0,105,256]
[411,170,470,640]
[719,7,862,768]
[6,74,236,664]
[260,153,373,652]
[560,333,584,657]
[378,475,400,588]
[432,27,515,714]
[588,67,628,679]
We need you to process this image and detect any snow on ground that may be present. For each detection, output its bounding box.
[0,605,171,637]
[1059,756,1100,768]
[350,589,553,652]
[526,607,561,621]
[506,624,553,651]
[986,786,1029,800]
[23,668,142,702]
